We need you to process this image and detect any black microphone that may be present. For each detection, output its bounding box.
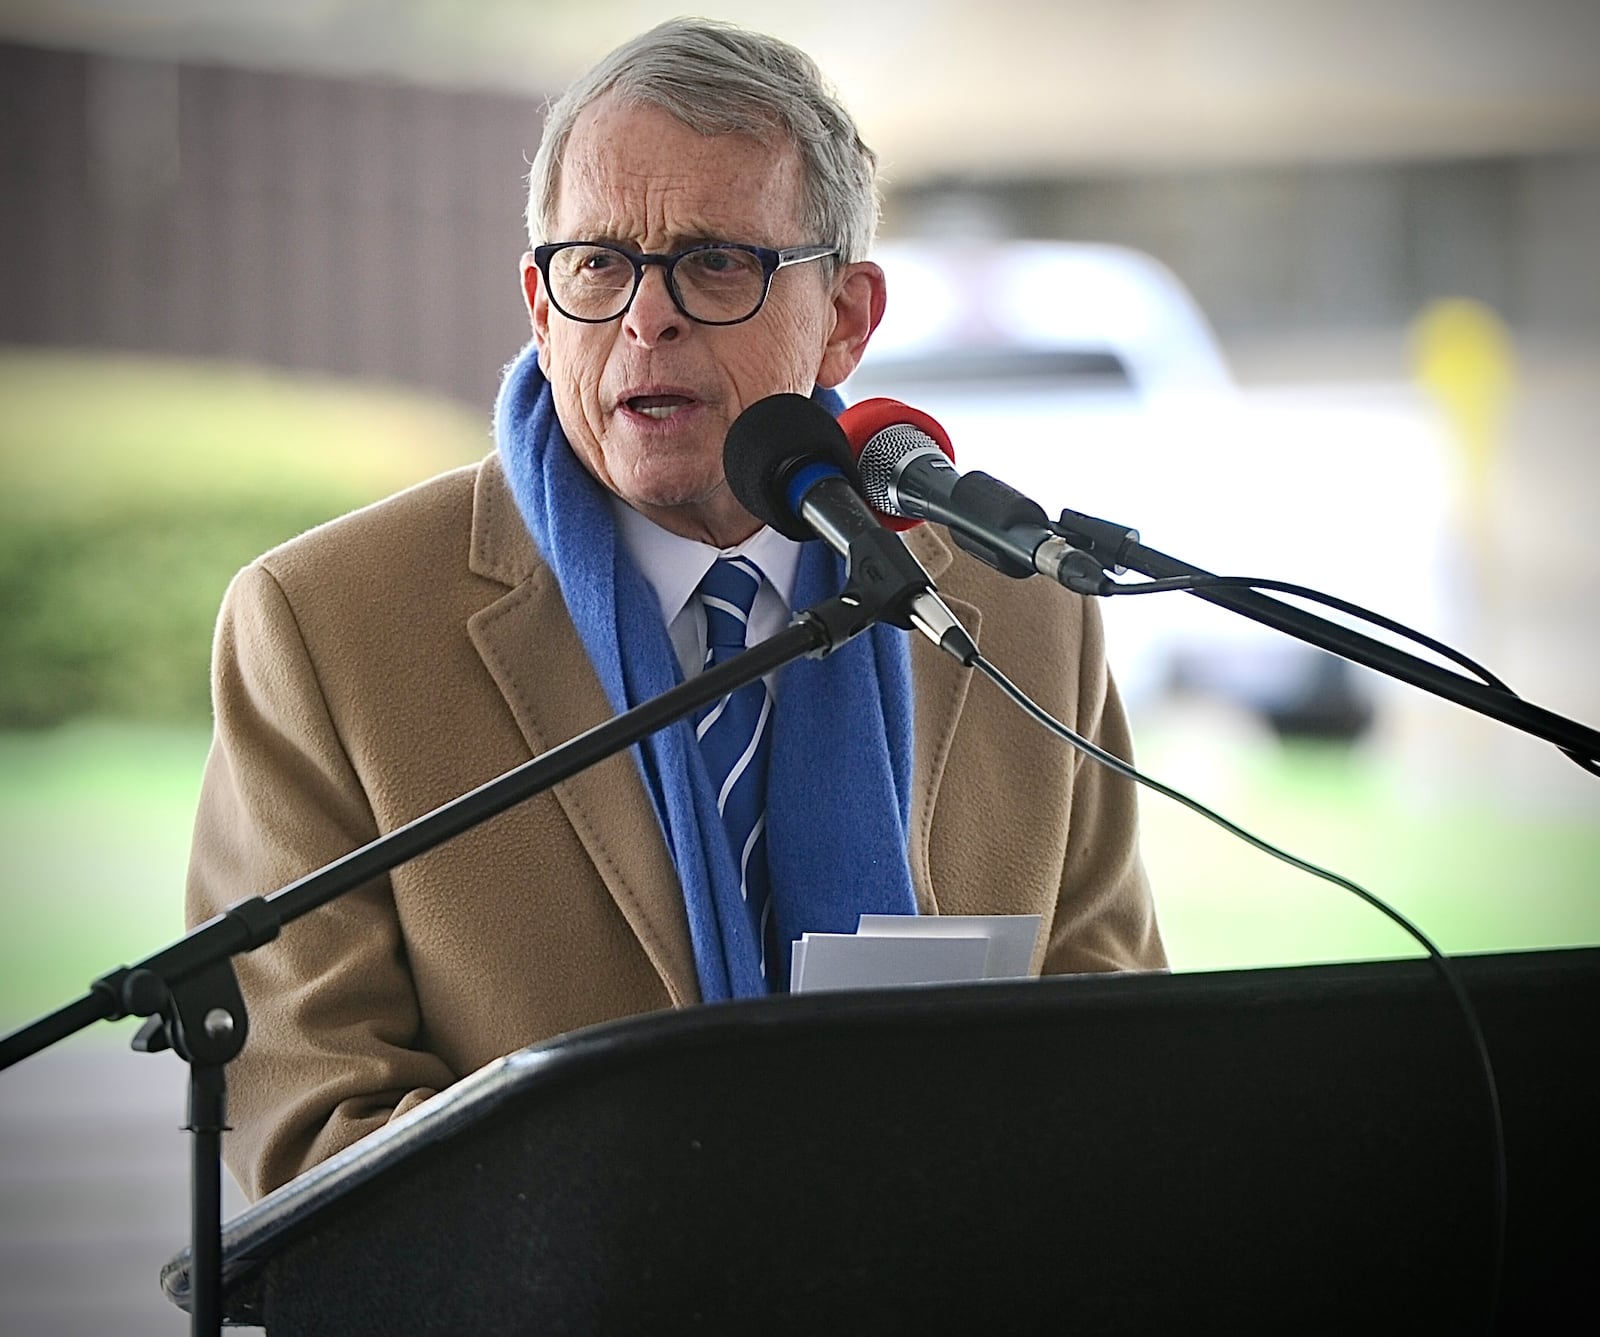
[839,397,1136,594]
[724,394,977,665]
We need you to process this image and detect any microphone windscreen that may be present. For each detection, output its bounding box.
[836,398,958,531]
[723,393,860,542]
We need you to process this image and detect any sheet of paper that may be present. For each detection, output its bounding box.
[789,935,809,992]
[855,914,1042,980]
[791,932,989,994]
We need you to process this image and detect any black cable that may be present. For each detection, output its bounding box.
[971,651,1507,1335]
[1098,571,1600,777]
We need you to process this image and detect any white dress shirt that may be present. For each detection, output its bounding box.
[611,497,803,690]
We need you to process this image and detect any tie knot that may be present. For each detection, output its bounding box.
[699,557,763,658]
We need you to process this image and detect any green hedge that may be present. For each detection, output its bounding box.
[0,350,488,727]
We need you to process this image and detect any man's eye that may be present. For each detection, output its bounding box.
[684,248,758,280]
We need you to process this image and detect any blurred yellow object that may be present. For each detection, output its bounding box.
[1409,298,1516,544]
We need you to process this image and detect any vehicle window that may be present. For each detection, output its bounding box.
[851,348,1134,393]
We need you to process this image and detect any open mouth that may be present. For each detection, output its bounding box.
[625,393,696,420]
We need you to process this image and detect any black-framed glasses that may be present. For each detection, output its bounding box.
[532,241,839,326]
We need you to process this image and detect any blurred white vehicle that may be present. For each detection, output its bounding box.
[848,239,1454,740]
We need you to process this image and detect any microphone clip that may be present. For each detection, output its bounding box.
[797,476,978,666]
[1050,508,1141,574]
[836,519,946,635]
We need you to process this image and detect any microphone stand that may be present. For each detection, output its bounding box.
[0,548,920,1336]
[1040,505,1600,761]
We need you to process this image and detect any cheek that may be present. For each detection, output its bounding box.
[544,331,607,410]
[732,306,831,395]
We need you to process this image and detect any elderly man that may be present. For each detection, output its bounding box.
[187,18,1165,1201]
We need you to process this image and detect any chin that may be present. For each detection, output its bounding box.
[624,462,726,507]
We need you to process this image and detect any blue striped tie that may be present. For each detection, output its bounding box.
[694,557,777,984]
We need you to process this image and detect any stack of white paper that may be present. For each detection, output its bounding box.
[789,914,1042,994]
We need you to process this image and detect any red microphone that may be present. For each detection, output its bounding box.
[837,397,956,531]
[837,395,1103,588]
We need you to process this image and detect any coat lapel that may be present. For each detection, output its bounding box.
[463,455,701,1004]
[903,524,981,914]
[896,527,979,914]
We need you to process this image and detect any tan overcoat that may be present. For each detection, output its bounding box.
[187,454,1164,1198]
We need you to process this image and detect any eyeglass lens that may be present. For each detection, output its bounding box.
[546,245,769,323]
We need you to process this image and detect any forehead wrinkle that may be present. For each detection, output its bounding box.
[601,175,727,250]
[555,103,807,250]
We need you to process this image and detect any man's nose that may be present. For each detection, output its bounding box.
[622,264,683,345]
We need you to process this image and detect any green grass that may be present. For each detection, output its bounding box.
[1139,734,1600,970]
[0,723,209,1036]
[1,722,1595,1033]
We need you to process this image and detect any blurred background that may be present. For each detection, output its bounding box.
[1,1,1597,1331]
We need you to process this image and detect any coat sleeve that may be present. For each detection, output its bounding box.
[186,562,458,1199]
[1041,594,1167,975]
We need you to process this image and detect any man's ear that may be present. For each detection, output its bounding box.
[521,252,551,360]
[815,260,887,389]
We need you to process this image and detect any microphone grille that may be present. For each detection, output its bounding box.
[856,422,937,518]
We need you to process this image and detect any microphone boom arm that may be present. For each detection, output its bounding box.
[1052,512,1600,763]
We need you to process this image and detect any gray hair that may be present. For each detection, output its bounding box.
[526,18,880,263]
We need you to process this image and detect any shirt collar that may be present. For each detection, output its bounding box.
[611,496,803,624]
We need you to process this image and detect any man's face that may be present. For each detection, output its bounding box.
[524,95,884,546]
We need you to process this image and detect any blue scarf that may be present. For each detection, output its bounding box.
[492,343,918,1000]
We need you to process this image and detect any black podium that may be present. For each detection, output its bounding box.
[162,948,1597,1333]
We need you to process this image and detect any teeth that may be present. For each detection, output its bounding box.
[635,403,683,420]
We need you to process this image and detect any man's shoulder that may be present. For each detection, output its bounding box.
[247,454,542,603]
[259,459,483,576]
[216,453,544,677]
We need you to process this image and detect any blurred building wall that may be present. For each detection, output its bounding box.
[0,41,539,412]
[2,38,1596,407]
